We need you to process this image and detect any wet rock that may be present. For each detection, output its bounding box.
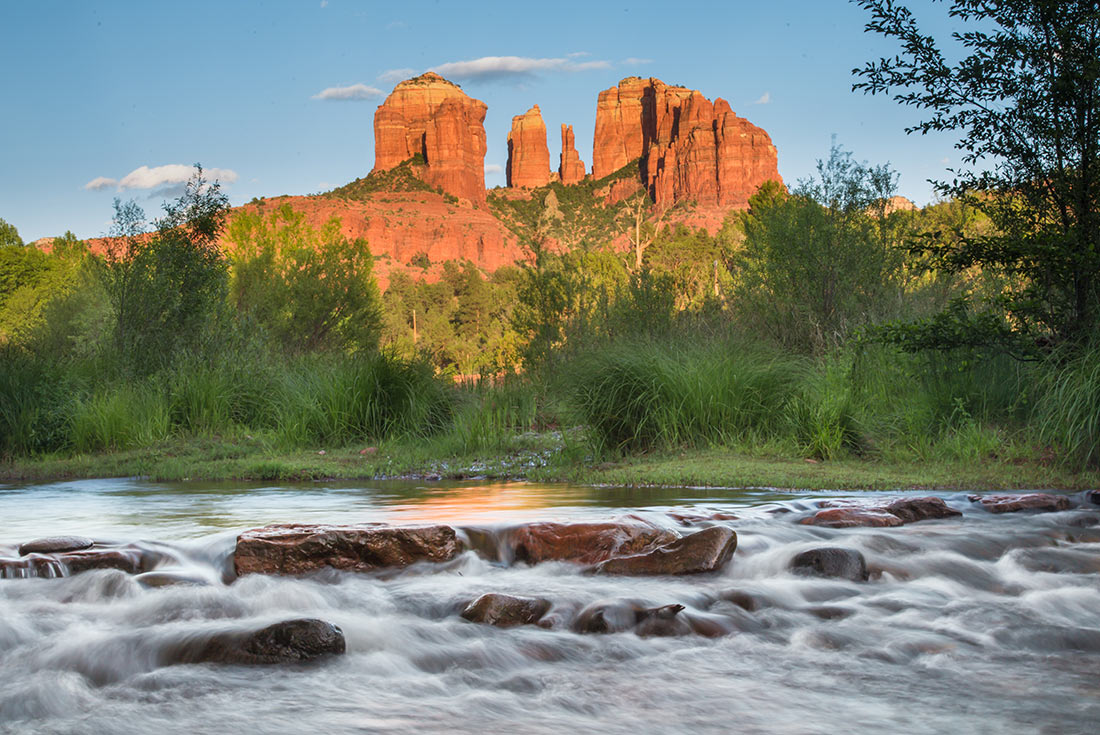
[883,497,962,523]
[234,524,461,576]
[1,543,159,579]
[574,600,686,635]
[591,526,737,576]
[1085,490,1099,506]
[18,536,94,555]
[165,619,346,666]
[134,570,211,588]
[805,605,855,621]
[800,508,904,529]
[461,593,551,628]
[968,493,1073,514]
[505,521,677,566]
[717,589,760,612]
[790,547,869,582]
[667,510,739,526]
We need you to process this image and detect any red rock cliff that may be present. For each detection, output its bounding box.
[373,72,488,204]
[591,77,781,208]
[506,105,552,189]
[559,124,586,185]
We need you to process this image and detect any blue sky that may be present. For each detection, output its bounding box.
[1,0,963,241]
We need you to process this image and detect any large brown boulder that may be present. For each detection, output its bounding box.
[234,524,461,576]
[461,593,551,627]
[506,105,552,189]
[504,521,678,566]
[592,526,737,575]
[372,72,488,204]
[17,536,94,555]
[591,77,781,208]
[559,123,586,185]
[163,619,346,666]
[968,493,1073,513]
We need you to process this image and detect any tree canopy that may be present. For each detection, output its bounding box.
[854,0,1100,353]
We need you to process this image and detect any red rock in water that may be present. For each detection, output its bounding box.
[968,494,1073,514]
[592,526,737,575]
[372,72,488,204]
[591,77,781,208]
[559,123,586,185]
[883,497,961,523]
[505,521,678,566]
[800,508,905,528]
[234,523,461,576]
[506,105,552,189]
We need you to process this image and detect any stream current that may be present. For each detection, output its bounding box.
[1,478,1098,734]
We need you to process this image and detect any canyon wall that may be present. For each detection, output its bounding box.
[506,105,552,189]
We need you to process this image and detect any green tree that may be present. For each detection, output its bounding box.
[101,167,230,373]
[732,147,905,353]
[0,217,22,248]
[225,203,381,354]
[854,0,1100,352]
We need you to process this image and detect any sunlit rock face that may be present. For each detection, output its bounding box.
[592,76,782,208]
[506,105,552,189]
[559,123,586,185]
[373,72,488,204]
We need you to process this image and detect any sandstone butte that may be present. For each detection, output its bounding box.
[372,72,488,205]
[506,105,553,189]
[591,76,782,209]
[559,123,586,185]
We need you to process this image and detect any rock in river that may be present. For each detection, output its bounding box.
[790,547,869,582]
[591,526,737,576]
[234,523,461,576]
[18,536,95,555]
[164,619,346,666]
[504,520,678,566]
[461,593,551,627]
[969,493,1073,514]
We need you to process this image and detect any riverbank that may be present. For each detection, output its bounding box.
[3,434,1097,490]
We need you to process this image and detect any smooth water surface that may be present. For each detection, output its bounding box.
[1,478,1098,734]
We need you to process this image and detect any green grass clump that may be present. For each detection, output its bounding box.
[561,336,804,453]
[1036,345,1100,467]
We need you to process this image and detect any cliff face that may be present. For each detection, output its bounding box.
[591,77,781,208]
[558,124,586,185]
[372,72,488,204]
[506,105,552,189]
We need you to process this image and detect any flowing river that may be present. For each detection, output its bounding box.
[1,478,1098,734]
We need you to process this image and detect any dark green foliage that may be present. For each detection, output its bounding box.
[0,347,73,457]
[854,0,1100,351]
[1036,344,1100,467]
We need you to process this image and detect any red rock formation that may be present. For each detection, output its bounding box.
[372,72,488,204]
[506,105,552,189]
[591,77,781,208]
[559,123,586,184]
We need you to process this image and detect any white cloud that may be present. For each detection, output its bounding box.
[752,92,771,105]
[430,55,611,81]
[567,51,590,58]
[622,57,652,65]
[378,67,416,84]
[85,176,117,191]
[313,83,384,101]
[484,163,503,174]
[320,0,328,7]
[941,157,950,164]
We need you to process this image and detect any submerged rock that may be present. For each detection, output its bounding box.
[1,543,161,579]
[592,526,737,575]
[790,547,869,582]
[505,521,677,566]
[234,523,461,576]
[575,600,687,635]
[461,593,551,628]
[968,494,1073,514]
[164,618,346,666]
[18,536,95,555]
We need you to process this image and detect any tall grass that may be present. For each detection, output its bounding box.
[1036,345,1100,467]
[560,337,805,453]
